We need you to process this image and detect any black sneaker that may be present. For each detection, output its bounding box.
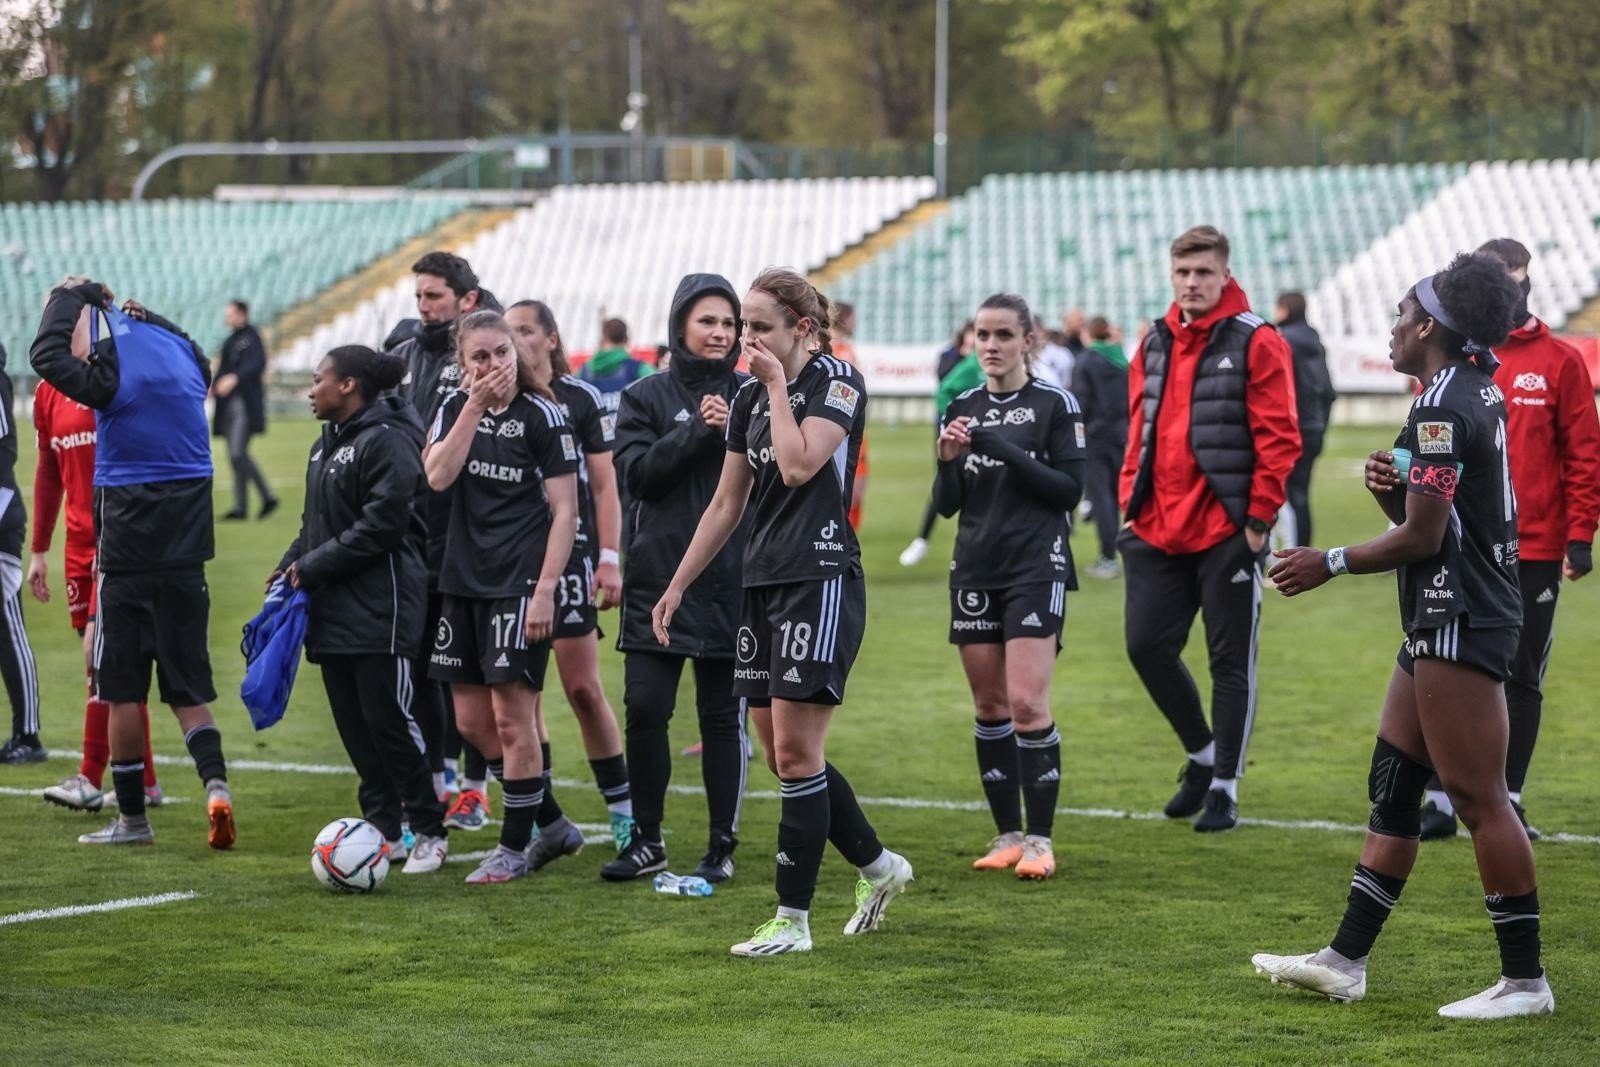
[1164,759,1213,818]
[600,836,667,882]
[0,735,47,764]
[222,509,248,521]
[692,834,737,883]
[1418,800,1459,840]
[1193,788,1238,833]
[1510,800,1541,842]
[258,497,280,520]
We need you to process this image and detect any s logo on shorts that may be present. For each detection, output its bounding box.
[435,618,454,652]
[736,626,758,664]
[957,591,990,617]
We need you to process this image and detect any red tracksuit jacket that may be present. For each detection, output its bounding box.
[31,380,99,578]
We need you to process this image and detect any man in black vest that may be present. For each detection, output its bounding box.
[1118,225,1301,832]
[1275,291,1335,546]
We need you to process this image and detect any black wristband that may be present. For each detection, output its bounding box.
[1567,541,1592,575]
[1246,517,1272,536]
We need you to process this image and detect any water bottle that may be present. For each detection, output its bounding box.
[653,872,714,897]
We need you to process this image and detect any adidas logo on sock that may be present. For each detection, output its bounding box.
[493,652,510,668]
[1037,768,1060,783]
[981,768,1007,783]
[1020,612,1042,627]
[1536,587,1556,604]
[564,609,584,623]
[775,851,796,866]
[783,666,803,683]
[1217,356,1234,370]
[1231,568,1252,584]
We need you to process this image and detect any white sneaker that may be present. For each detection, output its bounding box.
[844,851,913,935]
[730,917,812,957]
[898,538,928,567]
[401,834,447,874]
[1251,949,1367,1003]
[78,817,155,846]
[386,838,409,862]
[43,773,105,812]
[1438,974,1555,1019]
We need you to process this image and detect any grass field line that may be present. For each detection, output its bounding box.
[0,785,190,804]
[51,750,1600,847]
[0,891,198,927]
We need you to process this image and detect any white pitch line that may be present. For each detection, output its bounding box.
[0,785,189,804]
[0,891,198,927]
[50,751,1600,847]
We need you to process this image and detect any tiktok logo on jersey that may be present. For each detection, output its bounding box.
[1423,565,1455,602]
[1050,534,1067,568]
[814,520,844,553]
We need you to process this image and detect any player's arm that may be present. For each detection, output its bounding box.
[587,450,623,605]
[29,284,120,408]
[967,399,1086,511]
[293,435,420,591]
[1118,335,1148,513]
[28,403,62,603]
[423,391,486,491]
[652,453,754,645]
[758,356,857,487]
[933,410,970,518]
[1244,328,1302,530]
[1555,353,1600,579]
[1364,449,1409,524]
[526,472,579,643]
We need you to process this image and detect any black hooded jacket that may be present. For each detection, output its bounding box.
[394,323,464,585]
[279,395,429,660]
[614,273,749,657]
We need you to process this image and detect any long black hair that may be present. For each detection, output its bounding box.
[1416,252,1521,369]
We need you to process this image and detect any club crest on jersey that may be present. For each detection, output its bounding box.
[824,380,858,417]
[1002,407,1036,426]
[1075,423,1087,449]
[496,419,525,439]
[561,433,578,460]
[789,392,808,412]
[600,414,617,439]
[1513,372,1548,392]
[332,445,356,465]
[1415,421,1453,454]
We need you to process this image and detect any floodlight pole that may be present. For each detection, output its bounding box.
[627,14,645,182]
[933,0,949,198]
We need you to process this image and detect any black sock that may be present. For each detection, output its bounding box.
[1330,863,1407,960]
[1016,723,1060,838]
[776,770,830,911]
[111,760,147,820]
[486,757,504,781]
[590,753,631,808]
[825,762,882,867]
[974,719,1022,834]
[498,776,544,853]
[1487,889,1542,979]
[537,742,564,830]
[183,724,227,784]
[464,741,488,782]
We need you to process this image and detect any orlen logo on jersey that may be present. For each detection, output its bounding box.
[469,459,524,483]
[1513,372,1548,392]
[50,430,95,452]
[747,445,775,468]
[814,520,844,552]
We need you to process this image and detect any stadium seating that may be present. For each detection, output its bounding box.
[0,197,468,370]
[276,176,935,369]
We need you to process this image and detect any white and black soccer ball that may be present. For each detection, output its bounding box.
[310,818,390,893]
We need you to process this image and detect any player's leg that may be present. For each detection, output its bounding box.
[78,574,157,844]
[465,677,543,885]
[523,698,585,871]
[320,654,405,844]
[959,642,1024,868]
[1006,629,1062,880]
[691,655,745,879]
[356,653,449,872]
[1504,559,1559,837]
[1085,440,1122,575]
[152,566,231,848]
[1193,532,1263,831]
[553,629,632,848]
[0,552,43,761]
[603,650,683,880]
[46,618,107,809]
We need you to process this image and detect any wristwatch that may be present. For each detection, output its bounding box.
[1245,517,1272,536]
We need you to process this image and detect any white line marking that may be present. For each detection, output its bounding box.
[0,891,198,927]
[0,786,189,804]
[52,751,1600,847]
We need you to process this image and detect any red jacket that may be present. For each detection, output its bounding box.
[1119,280,1300,554]
[1495,319,1600,561]
[31,380,99,577]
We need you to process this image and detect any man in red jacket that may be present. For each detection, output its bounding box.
[1418,237,1600,841]
[1119,225,1301,832]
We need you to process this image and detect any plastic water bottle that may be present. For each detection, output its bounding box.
[653,872,714,897]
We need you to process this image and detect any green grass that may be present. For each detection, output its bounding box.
[2,420,1597,1066]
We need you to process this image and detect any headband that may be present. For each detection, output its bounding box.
[1415,274,1499,373]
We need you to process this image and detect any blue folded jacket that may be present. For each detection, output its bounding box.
[240,577,310,730]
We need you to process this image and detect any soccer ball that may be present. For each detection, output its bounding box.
[310,818,390,893]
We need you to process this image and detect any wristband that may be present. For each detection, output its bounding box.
[599,548,620,567]
[1325,547,1349,576]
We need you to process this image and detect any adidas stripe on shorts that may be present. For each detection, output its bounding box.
[948,583,1065,646]
[552,553,599,640]
[1397,616,1519,683]
[428,593,552,689]
[733,574,866,706]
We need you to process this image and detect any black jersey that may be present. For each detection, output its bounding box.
[429,390,579,598]
[942,378,1087,589]
[1393,362,1521,632]
[552,375,615,559]
[726,353,866,587]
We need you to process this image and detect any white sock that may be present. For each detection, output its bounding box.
[444,757,459,775]
[1188,741,1216,767]
[1426,788,1455,816]
[858,848,893,881]
[776,905,809,927]
[462,778,486,795]
[608,800,634,818]
[1508,791,1522,805]
[1211,777,1237,801]
[432,771,446,796]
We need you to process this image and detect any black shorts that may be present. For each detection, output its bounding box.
[949,582,1066,646]
[428,594,551,690]
[93,567,216,706]
[733,575,865,706]
[553,554,598,640]
[1398,619,1520,682]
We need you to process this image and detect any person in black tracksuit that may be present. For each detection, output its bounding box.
[1275,292,1336,547]
[214,300,278,521]
[603,273,750,884]
[278,345,448,872]
[1071,318,1130,573]
[0,347,43,763]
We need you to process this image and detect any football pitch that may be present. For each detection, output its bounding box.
[2,419,1597,1065]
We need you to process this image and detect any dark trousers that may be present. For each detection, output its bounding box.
[623,651,746,844]
[1084,437,1123,561]
[320,654,446,840]
[1121,529,1262,780]
[0,554,41,739]
[225,404,273,514]
[1282,427,1324,547]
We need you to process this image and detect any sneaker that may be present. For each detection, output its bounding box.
[78,817,155,845]
[600,836,668,882]
[1419,799,1459,840]
[1086,557,1120,580]
[144,785,165,807]
[680,740,704,757]
[258,497,280,520]
[1251,949,1367,1003]
[609,811,635,852]
[1194,788,1238,833]
[43,773,104,812]
[843,851,913,935]
[1164,759,1213,818]
[0,735,47,764]
[898,537,929,567]
[402,834,448,874]
[692,834,737,884]
[222,508,248,521]
[1437,973,1555,1019]
[444,788,491,831]
[387,837,409,862]
[207,788,236,850]
[526,819,585,871]
[464,844,529,884]
[1510,800,1541,842]
[972,831,1025,871]
[1014,835,1056,880]
[730,917,812,957]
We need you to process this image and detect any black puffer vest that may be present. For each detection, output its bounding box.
[1126,312,1267,528]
